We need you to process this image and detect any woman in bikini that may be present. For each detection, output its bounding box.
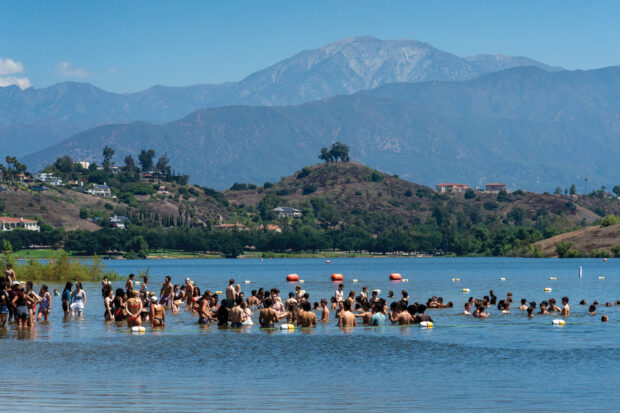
[125,290,143,328]
[113,288,126,322]
[25,281,41,327]
[149,295,165,328]
[37,284,52,322]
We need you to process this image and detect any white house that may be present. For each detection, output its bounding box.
[273,206,302,218]
[0,217,40,232]
[110,215,128,229]
[33,172,63,186]
[87,183,112,198]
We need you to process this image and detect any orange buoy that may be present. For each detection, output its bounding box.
[325,260,331,264]
[286,274,299,282]
[603,258,608,262]
[389,273,402,281]
[331,273,344,282]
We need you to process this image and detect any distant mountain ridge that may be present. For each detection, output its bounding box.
[23,66,620,192]
[1,36,559,156]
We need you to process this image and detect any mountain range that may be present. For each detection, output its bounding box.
[1,36,558,157]
[22,65,620,192]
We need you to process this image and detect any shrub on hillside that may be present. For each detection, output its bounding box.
[600,215,620,227]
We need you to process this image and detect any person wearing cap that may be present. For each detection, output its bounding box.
[149,293,165,328]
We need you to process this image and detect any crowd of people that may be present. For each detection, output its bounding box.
[0,263,612,330]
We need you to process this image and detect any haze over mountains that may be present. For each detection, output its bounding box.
[7,36,620,192]
[2,37,557,156]
[23,65,620,192]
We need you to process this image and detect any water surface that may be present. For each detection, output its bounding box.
[2,257,619,411]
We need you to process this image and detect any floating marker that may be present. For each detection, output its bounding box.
[300,280,305,284]
[599,276,605,280]
[245,280,251,284]
[549,277,557,280]
[280,324,295,330]
[352,279,359,283]
[131,326,146,333]
[402,278,409,282]
[500,277,506,281]
[552,319,566,326]
[215,291,223,295]
[462,288,470,293]
[544,287,552,292]
[452,278,461,282]
[420,321,433,328]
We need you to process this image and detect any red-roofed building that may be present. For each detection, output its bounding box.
[485,183,507,192]
[0,217,40,232]
[259,224,282,233]
[436,183,472,193]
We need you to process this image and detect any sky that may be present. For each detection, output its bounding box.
[1,0,619,93]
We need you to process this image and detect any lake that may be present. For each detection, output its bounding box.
[2,257,620,411]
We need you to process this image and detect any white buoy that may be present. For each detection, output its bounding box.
[579,266,582,278]
[245,280,251,284]
[552,319,566,326]
[420,321,433,328]
[462,288,470,293]
[500,277,506,281]
[544,287,552,292]
[131,326,146,333]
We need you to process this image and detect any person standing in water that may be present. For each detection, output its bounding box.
[126,274,135,294]
[70,282,86,317]
[149,295,165,328]
[225,279,236,309]
[37,284,51,322]
[62,282,73,317]
[4,264,15,285]
[125,291,143,328]
[0,280,9,327]
[160,276,173,308]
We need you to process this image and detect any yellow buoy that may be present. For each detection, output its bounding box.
[402,278,409,282]
[544,287,552,292]
[599,276,605,280]
[462,288,470,293]
[420,321,433,328]
[552,319,565,326]
[300,280,305,284]
[452,278,461,282]
[245,280,251,284]
[549,277,557,280]
[215,291,223,295]
[500,277,506,281]
[352,279,359,283]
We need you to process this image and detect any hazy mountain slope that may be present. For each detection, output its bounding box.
[2,37,557,157]
[22,66,620,191]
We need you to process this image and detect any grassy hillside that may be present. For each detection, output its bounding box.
[535,223,620,257]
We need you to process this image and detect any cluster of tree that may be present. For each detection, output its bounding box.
[1,156,28,182]
[319,142,350,162]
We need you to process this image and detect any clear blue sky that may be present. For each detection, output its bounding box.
[1,0,619,92]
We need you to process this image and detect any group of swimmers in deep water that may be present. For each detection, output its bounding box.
[0,263,612,330]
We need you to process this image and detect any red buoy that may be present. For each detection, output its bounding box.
[331,273,344,282]
[286,274,299,282]
[389,273,402,281]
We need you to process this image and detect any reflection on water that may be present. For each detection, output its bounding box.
[2,257,620,410]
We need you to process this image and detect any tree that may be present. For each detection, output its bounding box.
[102,145,115,172]
[54,156,74,174]
[613,186,620,197]
[319,147,331,163]
[155,153,171,179]
[329,142,350,162]
[554,187,562,195]
[569,183,576,195]
[138,149,155,173]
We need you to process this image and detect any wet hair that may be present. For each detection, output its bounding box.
[251,290,257,296]
[115,288,124,297]
[593,300,599,305]
[313,302,319,309]
[264,298,273,307]
[606,302,612,307]
[529,301,537,308]
[75,282,82,289]
[602,315,609,322]
[289,292,295,297]
[579,300,586,305]
[229,279,235,285]
[344,300,352,311]
[303,301,311,311]
[418,304,427,314]
[562,296,569,304]
[407,305,416,316]
[527,307,534,316]
[447,301,453,308]
[41,284,48,292]
[521,298,527,305]
[320,299,327,305]
[465,302,471,309]
[338,284,343,288]
[402,290,408,298]
[589,305,596,313]
[129,273,135,279]
[165,276,171,282]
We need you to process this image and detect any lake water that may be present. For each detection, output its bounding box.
[2,257,620,411]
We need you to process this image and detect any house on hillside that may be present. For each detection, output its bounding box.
[0,217,40,232]
[87,183,112,198]
[17,173,33,185]
[485,183,507,192]
[436,183,472,193]
[33,172,63,186]
[110,215,128,230]
[274,206,302,218]
[259,224,282,233]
